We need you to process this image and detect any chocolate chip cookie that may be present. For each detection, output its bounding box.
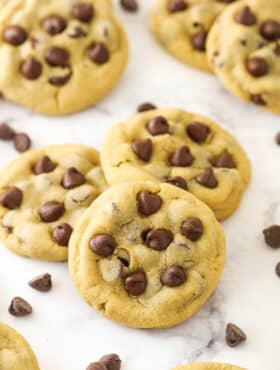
[150,0,239,72]
[0,0,128,115]
[207,0,280,115]
[101,108,251,220]
[0,323,40,370]
[69,181,225,328]
[0,144,107,261]
[173,364,245,370]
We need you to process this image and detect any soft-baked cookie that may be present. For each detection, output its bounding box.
[69,181,225,328]
[150,0,239,72]
[207,0,280,115]
[0,323,40,370]
[101,108,251,220]
[173,363,245,370]
[0,0,128,115]
[0,144,107,261]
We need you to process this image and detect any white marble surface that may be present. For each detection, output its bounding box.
[1,2,280,370]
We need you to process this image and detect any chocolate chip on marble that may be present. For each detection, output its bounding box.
[48,73,72,86]
[132,139,152,162]
[99,354,121,370]
[44,15,66,35]
[235,6,256,26]
[45,47,69,67]
[168,0,187,13]
[147,116,169,135]
[88,42,110,64]
[166,176,188,190]
[3,25,27,46]
[170,146,194,167]
[181,217,203,241]
[137,191,162,216]
[73,3,94,23]
[226,323,247,347]
[53,223,73,246]
[124,271,147,296]
[186,121,210,143]
[260,20,280,41]
[29,273,52,292]
[120,0,138,12]
[250,93,266,106]
[275,262,280,277]
[196,168,218,188]
[68,27,87,38]
[21,57,42,80]
[9,297,32,317]
[0,123,14,140]
[276,132,280,145]
[247,57,268,77]
[145,229,173,251]
[87,363,106,370]
[39,201,65,223]
[0,186,23,209]
[90,234,116,257]
[192,31,207,51]
[161,266,186,287]
[62,167,85,189]
[13,133,31,152]
[212,150,236,168]
[263,225,280,248]
[33,156,56,174]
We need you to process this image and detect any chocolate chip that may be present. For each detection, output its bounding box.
[48,73,72,86]
[99,354,121,370]
[186,122,210,143]
[212,150,236,168]
[13,133,31,152]
[161,266,186,287]
[29,273,52,292]
[192,31,207,51]
[170,146,194,167]
[196,168,218,188]
[33,156,56,174]
[275,262,280,277]
[145,229,173,251]
[87,363,106,370]
[68,27,87,38]
[235,6,256,26]
[9,297,32,317]
[147,116,169,135]
[260,20,280,41]
[0,123,14,140]
[53,223,73,246]
[124,271,147,296]
[31,37,39,49]
[263,225,280,248]
[62,167,85,189]
[132,139,152,162]
[247,57,268,77]
[276,132,280,145]
[44,15,66,35]
[120,0,138,12]
[166,176,188,190]
[137,191,162,216]
[274,44,280,56]
[168,0,187,13]
[137,102,157,112]
[3,25,27,46]
[88,42,110,64]
[21,57,42,80]
[181,217,203,241]
[0,186,23,209]
[250,93,266,106]
[90,234,116,257]
[73,3,94,23]
[45,47,69,67]
[226,323,246,347]
[39,201,65,223]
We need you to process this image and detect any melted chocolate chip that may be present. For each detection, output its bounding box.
[263,225,280,248]
[21,57,42,80]
[0,123,14,140]
[147,116,169,135]
[132,139,152,162]
[247,57,269,77]
[145,229,173,251]
[250,93,267,106]
[168,0,187,13]
[169,146,194,167]
[195,168,218,188]
[0,186,23,209]
[260,20,280,41]
[226,323,247,347]
[45,47,69,67]
[68,27,87,38]
[192,31,207,51]
[186,122,210,143]
[235,6,256,26]
[29,273,52,292]
[9,297,32,317]
[53,223,73,246]
[181,217,203,241]
[73,3,94,23]
[3,25,27,46]
[33,156,56,174]
[161,266,186,287]
[48,73,72,86]
[88,42,110,64]
[274,44,280,56]
[137,191,162,216]
[120,0,138,12]
[62,167,85,189]
[124,271,147,296]
[39,201,65,223]
[90,234,116,257]
[44,15,66,35]
[212,150,236,168]
[137,102,157,112]
[166,176,188,190]
[99,354,121,370]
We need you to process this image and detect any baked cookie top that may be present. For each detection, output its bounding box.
[173,363,245,370]
[0,144,107,261]
[101,108,251,220]
[0,0,128,115]
[0,323,40,370]
[207,0,280,115]
[150,0,238,72]
[69,181,225,328]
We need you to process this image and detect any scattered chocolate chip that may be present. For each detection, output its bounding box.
[263,225,280,248]
[147,116,169,135]
[39,201,65,223]
[186,122,210,143]
[33,156,56,174]
[21,57,42,80]
[30,37,39,49]
[13,133,31,152]
[161,266,186,287]
[274,44,280,56]
[53,223,73,246]
[168,0,187,13]
[170,146,194,167]
[181,217,203,241]
[166,176,188,190]
[276,132,280,145]
[0,186,23,209]
[212,150,236,168]
[29,273,52,292]
[0,123,14,140]
[9,297,32,317]
[235,6,256,26]
[275,262,280,277]
[3,25,27,46]
[48,73,72,86]
[68,27,87,38]
[137,191,162,216]
[90,234,116,257]
[45,47,69,67]
[247,57,268,77]
[124,271,147,296]
[250,93,266,106]
[88,42,109,64]
[62,167,85,189]
[145,229,173,251]
[260,20,280,41]
[87,363,106,370]
[99,354,121,370]
[196,168,218,188]
[73,3,94,23]
[44,15,66,35]
[137,102,157,112]
[120,0,138,12]
[226,323,247,347]
[132,139,152,162]
[192,31,207,51]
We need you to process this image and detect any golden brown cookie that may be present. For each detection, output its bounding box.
[173,363,245,370]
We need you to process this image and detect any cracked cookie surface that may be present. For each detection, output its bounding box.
[173,363,245,370]
[69,181,225,328]
[0,144,107,261]
[0,0,128,115]
[207,0,280,115]
[0,323,40,370]
[101,108,251,220]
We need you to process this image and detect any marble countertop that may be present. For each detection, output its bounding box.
[1,2,279,370]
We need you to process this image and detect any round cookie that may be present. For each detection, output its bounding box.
[101,108,251,221]
[0,0,128,115]
[0,323,40,370]
[173,363,245,370]
[0,144,107,261]
[150,0,239,72]
[69,181,225,328]
[207,0,280,115]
